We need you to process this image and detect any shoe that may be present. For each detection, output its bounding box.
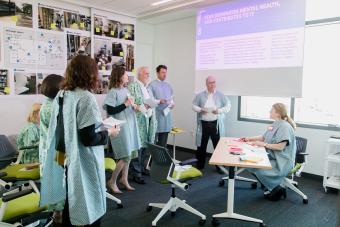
[107,181,123,194]
[142,170,150,176]
[133,176,146,184]
[215,166,224,174]
[264,186,285,201]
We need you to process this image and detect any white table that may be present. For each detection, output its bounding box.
[209,137,272,227]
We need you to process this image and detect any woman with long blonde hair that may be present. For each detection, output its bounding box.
[241,103,297,201]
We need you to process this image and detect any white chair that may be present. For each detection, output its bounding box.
[146,143,206,226]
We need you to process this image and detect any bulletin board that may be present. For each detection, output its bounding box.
[0,0,136,96]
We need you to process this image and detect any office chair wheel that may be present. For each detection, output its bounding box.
[259,223,266,227]
[251,182,257,189]
[146,206,152,212]
[199,219,206,225]
[303,198,308,204]
[171,211,176,217]
[212,218,220,226]
[218,180,225,187]
[117,203,123,209]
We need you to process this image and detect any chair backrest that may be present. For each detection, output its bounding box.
[0,135,18,169]
[147,143,173,183]
[296,136,308,163]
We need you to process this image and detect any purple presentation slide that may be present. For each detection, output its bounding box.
[197,0,305,40]
[196,0,305,70]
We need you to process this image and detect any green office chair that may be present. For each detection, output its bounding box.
[146,143,206,226]
[0,182,52,227]
[281,136,309,204]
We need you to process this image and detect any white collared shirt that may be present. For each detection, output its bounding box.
[137,79,153,118]
[192,90,230,121]
[137,79,150,100]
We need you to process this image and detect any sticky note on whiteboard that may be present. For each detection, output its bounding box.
[96,27,100,33]
[124,34,129,39]
[80,22,85,28]
[51,23,56,29]
[110,31,115,36]
[119,52,124,57]
[11,16,18,22]
[4,87,10,94]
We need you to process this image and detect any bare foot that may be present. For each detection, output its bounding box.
[107,181,123,194]
[119,179,135,191]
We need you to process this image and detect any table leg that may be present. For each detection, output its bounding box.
[172,134,176,160]
[212,166,265,225]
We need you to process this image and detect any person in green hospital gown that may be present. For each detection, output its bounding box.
[128,66,157,184]
[241,103,297,201]
[104,64,141,194]
[40,56,120,227]
[38,74,64,224]
[16,103,41,164]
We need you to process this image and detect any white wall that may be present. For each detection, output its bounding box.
[152,15,333,176]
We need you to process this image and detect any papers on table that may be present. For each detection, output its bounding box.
[239,154,263,163]
[144,98,158,108]
[102,117,126,129]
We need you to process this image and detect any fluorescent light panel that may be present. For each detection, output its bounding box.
[151,0,175,6]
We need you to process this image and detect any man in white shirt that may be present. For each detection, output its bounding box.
[193,76,231,171]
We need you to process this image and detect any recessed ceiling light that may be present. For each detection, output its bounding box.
[151,0,175,6]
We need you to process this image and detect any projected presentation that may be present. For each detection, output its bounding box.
[195,0,305,97]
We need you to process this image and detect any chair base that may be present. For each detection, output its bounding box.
[148,197,206,226]
[106,192,123,208]
[219,166,257,183]
[282,178,308,203]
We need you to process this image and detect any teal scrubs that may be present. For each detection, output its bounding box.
[148,79,173,133]
[16,122,40,163]
[251,120,296,191]
[192,90,231,147]
[40,88,106,225]
[39,98,53,174]
[103,87,141,159]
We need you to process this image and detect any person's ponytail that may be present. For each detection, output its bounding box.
[285,115,296,130]
[272,103,297,130]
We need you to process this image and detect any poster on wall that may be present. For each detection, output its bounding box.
[64,11,91,32]
[119,23,134,41]
[14,70,37,95]
[67,32,91,63]
[3,27,36,69]
[38,5,64,31]
[0,69,10,95]
[0,1,33,28]
[36,31,66,70]
[94,71,110,94]
[93,16,120,38]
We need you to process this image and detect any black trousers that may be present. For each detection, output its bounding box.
[129,147,148,178]
[156,132,169,148]
[196,120,220,169]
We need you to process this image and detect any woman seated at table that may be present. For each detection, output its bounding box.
[241,103,296,201]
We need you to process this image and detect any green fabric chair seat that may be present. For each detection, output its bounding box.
[0,193,44,221]
[289,163,302,175]
[105,158,116,171]
[161,166,202,184]
[0,164,40,180]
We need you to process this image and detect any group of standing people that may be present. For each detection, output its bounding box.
[14,54,298,226]
[22,55,176,226]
